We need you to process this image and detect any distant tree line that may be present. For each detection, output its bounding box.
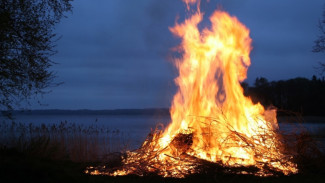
[242,76,325,116]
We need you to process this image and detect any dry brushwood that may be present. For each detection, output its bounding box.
[86,116,299,177]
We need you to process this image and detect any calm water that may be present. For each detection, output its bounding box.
[2,114,170,129]
[1,114,324,149]
[0,114,171,150]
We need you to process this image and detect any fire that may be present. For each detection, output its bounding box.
[86,1,298,177]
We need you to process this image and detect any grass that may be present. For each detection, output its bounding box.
[0,121,130,162]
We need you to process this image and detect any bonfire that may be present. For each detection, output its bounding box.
[86,0,298,177]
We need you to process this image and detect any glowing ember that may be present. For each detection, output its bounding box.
[86,0,298,177]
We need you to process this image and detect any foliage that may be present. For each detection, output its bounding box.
[0,0,73,112]
[243,76,325,116]
[313,5,325,75]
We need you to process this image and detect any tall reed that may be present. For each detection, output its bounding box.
[0,120,130,162]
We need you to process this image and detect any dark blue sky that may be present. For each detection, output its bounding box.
[32,0,325,109]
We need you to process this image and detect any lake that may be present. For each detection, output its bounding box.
[1,112,324,151]
[0,113,171,150]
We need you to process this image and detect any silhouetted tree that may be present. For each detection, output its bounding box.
[313,5,325,74]
[245,76,325,116]
[249,77,272,106]
[0,0,73,113]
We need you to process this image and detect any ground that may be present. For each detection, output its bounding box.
[1,147,325,183]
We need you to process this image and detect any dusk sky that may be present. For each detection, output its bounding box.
[32,0,325,110]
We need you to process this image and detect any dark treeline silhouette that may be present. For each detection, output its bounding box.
[242,76,325,116]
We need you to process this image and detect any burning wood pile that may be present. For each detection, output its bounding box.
[86,0,298,178]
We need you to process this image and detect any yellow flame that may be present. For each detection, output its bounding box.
[158,9,297,174]
[87,1,298,177]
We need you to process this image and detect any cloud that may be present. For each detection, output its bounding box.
[32,0,325,109]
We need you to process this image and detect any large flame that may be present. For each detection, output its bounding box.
[86,1,297,177]
[156,8,296,175]
[163,8,266,163]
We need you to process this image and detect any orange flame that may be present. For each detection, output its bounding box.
[182,0,200,11]
[155,8,297,175]
[86,1,297,177]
